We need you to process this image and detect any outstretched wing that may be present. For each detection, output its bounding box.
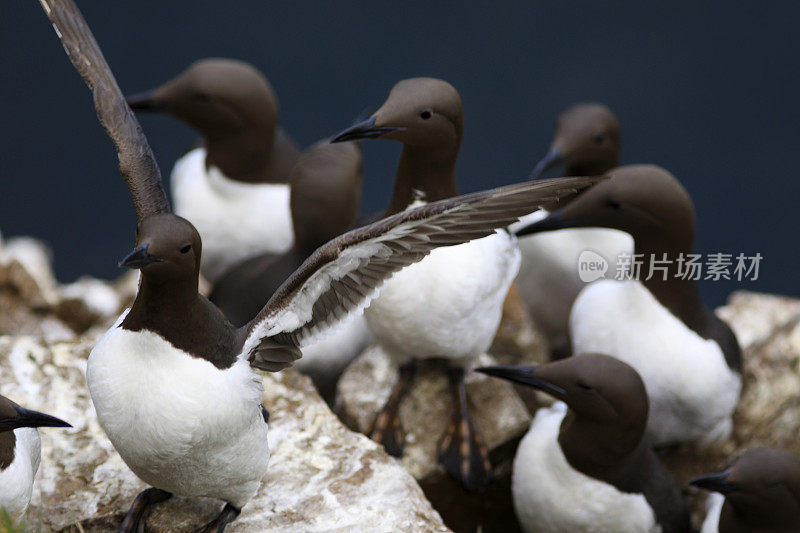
[39,0,170,222]
[241,176,604,370]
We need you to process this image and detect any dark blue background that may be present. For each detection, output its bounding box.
[2,2,798,305]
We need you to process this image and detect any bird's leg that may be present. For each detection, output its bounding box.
[367,360,417,457]
[118,487,172,533]
[437,366,493,491]
[192,503,240,533]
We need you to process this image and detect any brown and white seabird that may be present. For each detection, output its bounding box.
[511,103,633,354]
[0,394,71,522]
[210,138,370,401]
[477,354,691,533]
[515,164,742,447]
[691,448,800,532]
[126,58,301,281]
[40,2,601,530]
[332,77,533,490]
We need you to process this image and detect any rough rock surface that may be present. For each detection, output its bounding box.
[4,231,800,533]
[0,235,449,532]
[0,235,125,341]
[0,335,449,533]
[335,346,532,532]
[336,347,531,482]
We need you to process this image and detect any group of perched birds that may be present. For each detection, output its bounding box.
[1,1,798,532]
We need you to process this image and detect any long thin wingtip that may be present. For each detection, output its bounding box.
[38,0,171,223]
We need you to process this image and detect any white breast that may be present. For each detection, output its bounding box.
[0,428,40,521]
[699,493,724,533]
[570,280,741,447]
[513,403,660,533]
[510,211,633,345]
[171,148,294,282]
[365,228,520,365]
[86,312,270,508]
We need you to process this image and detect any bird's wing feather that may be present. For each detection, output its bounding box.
[241,176,604,371]
[39,0,170,222]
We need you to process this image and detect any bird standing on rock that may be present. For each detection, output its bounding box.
[127,58,301,282]
[0,394,71,522]
[515,165,742,447]
[40,2,602,530]
[333,78,547,490]
[478,354,691,533]
[512,103,633,354]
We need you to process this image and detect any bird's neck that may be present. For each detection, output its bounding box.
[123,272,241,369]
[558,410,647,493]
[566,156,617,178]
[386,144,458,215]
[205,126,284,184]
[123,273,201,334]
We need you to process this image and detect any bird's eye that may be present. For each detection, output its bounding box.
[576,381,592,391]
[420,110,432,120]
[607,199,622,210]
[593,134,605,144]
[180,244,192,254]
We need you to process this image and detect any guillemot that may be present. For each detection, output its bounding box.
[40,2,601,529]
[515,164,742,447]
[210,138,370,401]
[0,394,71,522]
[126,58,301,281]
[210,138,363,326]
[332,78,523,490]
[691,448,800,532]
[478,354,691,533]
[511,103,633,353]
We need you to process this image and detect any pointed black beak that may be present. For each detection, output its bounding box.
[331,116,400,143]
[529,147,565,180]
[118,243,165,269]
[689,471,738,494]
[0,405,72,430]
[126,90,164,111]
[513,208,583,237]
[476,365,566,396]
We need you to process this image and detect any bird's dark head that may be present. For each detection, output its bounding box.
[119,213,202,281]
[518,164,695,255]
[478,353,648,427]
[332,77,463,151]
[531,102,620,179]
[690,448,800,526]
[127,58,278,139]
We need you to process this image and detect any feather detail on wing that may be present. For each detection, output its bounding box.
[39,0,171,222]
[241,176,604,370]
